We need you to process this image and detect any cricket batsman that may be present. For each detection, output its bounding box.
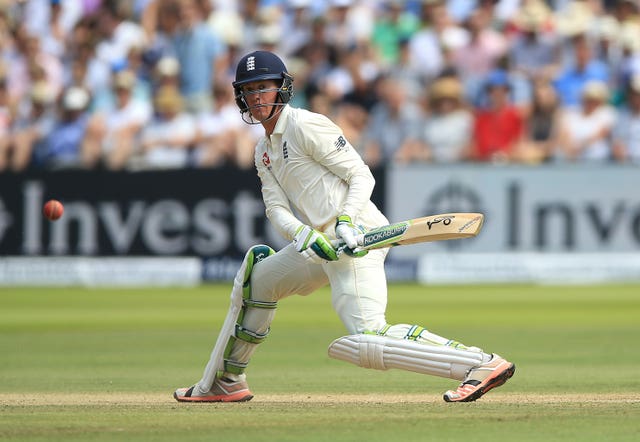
[173,51,515,403]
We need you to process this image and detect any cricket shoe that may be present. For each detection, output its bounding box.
[174,377,254,403]
[443,354,515,403]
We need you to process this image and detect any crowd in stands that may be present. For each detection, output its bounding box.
[1,0,640,172]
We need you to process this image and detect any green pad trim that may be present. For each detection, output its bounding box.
[235,325,269,344]
[406,325,425,341]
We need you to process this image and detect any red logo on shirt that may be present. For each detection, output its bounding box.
[262,152,271,168]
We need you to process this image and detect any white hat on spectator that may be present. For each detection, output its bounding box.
[619,22,640,53]
[581,80,609,102]
[256,24,282,46]
[592,15,620,41]
[513,0,552,32]
[156,57,180,77]
[31,81,55,104]
[113,69,136,89]
[288,0,312,8]
[440,27,470,50]
[555,1,593,37]
[62,87,90,111]
[331,0,353,7]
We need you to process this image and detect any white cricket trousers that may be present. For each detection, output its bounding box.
[250,242,389,334]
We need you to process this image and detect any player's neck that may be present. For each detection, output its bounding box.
[262,112,281,136]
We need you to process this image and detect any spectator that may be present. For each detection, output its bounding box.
[136,84,196,169]
[553,34,610,108]
[4,80,56,172]
[293,16,339,103]
[81,69,153,169]
[467,69,525,163]
[142,0,181,62]
[5,29,64,111]
[360,75,423,166]
[35,85,91,169]
[324,0,375,52]
[408,0,467,82]
[615,22,640,96]
[555,80,617,162]
[384,37,426,102]
[516,77,561,164]
[451,7,508,83]
[171,0,228,112]
[194,81,260,169]
[508,0,561,81]
[38,0,82,58]
[400,75,473,163]
[93,1,147,92]
[279,0,314,57]
[612,75,640,163]
[321,43,380,109]
[371,0,419,67]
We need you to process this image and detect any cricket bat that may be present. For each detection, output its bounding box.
[335,212,484,252]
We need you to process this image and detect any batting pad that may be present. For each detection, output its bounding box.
[328,334,484,380]
[194,245,275,395]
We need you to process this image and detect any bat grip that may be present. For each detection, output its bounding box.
[331,234,366,257]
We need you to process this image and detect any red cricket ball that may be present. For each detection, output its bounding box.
[43,199,64,221]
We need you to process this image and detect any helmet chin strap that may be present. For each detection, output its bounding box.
[241,101,286,125]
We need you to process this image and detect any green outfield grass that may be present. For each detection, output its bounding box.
[1,284,639,441]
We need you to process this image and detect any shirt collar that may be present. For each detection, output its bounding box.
[272,104,291,135]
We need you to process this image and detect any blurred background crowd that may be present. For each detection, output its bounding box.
[1,0,640,172]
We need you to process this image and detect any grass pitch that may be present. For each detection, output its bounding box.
[1,284,639,441]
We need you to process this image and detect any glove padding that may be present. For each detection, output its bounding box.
[293,225,339,264]
[335,215,368,258]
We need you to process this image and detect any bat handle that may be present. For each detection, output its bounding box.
[331,236,366,258]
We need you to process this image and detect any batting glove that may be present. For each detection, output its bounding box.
[335,215,368,258]
[293,225,339,264]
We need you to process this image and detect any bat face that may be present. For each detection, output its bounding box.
[358,213,484,250]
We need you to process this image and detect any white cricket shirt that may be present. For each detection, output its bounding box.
[255,105,388,240]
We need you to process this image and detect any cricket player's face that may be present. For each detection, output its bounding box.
[242,80,281,121]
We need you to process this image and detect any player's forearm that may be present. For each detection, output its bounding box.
[266,205,304,241]
[340,164,375,220]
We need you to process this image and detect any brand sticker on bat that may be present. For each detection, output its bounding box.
[457,215,482,233]
[426,216,454,229]
[363,223,408,246]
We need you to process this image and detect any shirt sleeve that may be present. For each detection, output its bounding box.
[299,113,375,220]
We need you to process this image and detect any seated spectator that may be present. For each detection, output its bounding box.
[555,80,617,161]
[5,29,64,112]
[553,34,610,108]
[34,86,91,169]
[398,75,472,163]
[467,69,525,163]
[508,0,561,81]
[135,85,197,169]
[451,7,508,83]
[4,81,56,172]
[194,81,260,169]
[171,0,228,113]
[371,0,419,67]
[81,69,153,170]
[612,75,640,163]
[515,77,561,164]
[360,76,424,166]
